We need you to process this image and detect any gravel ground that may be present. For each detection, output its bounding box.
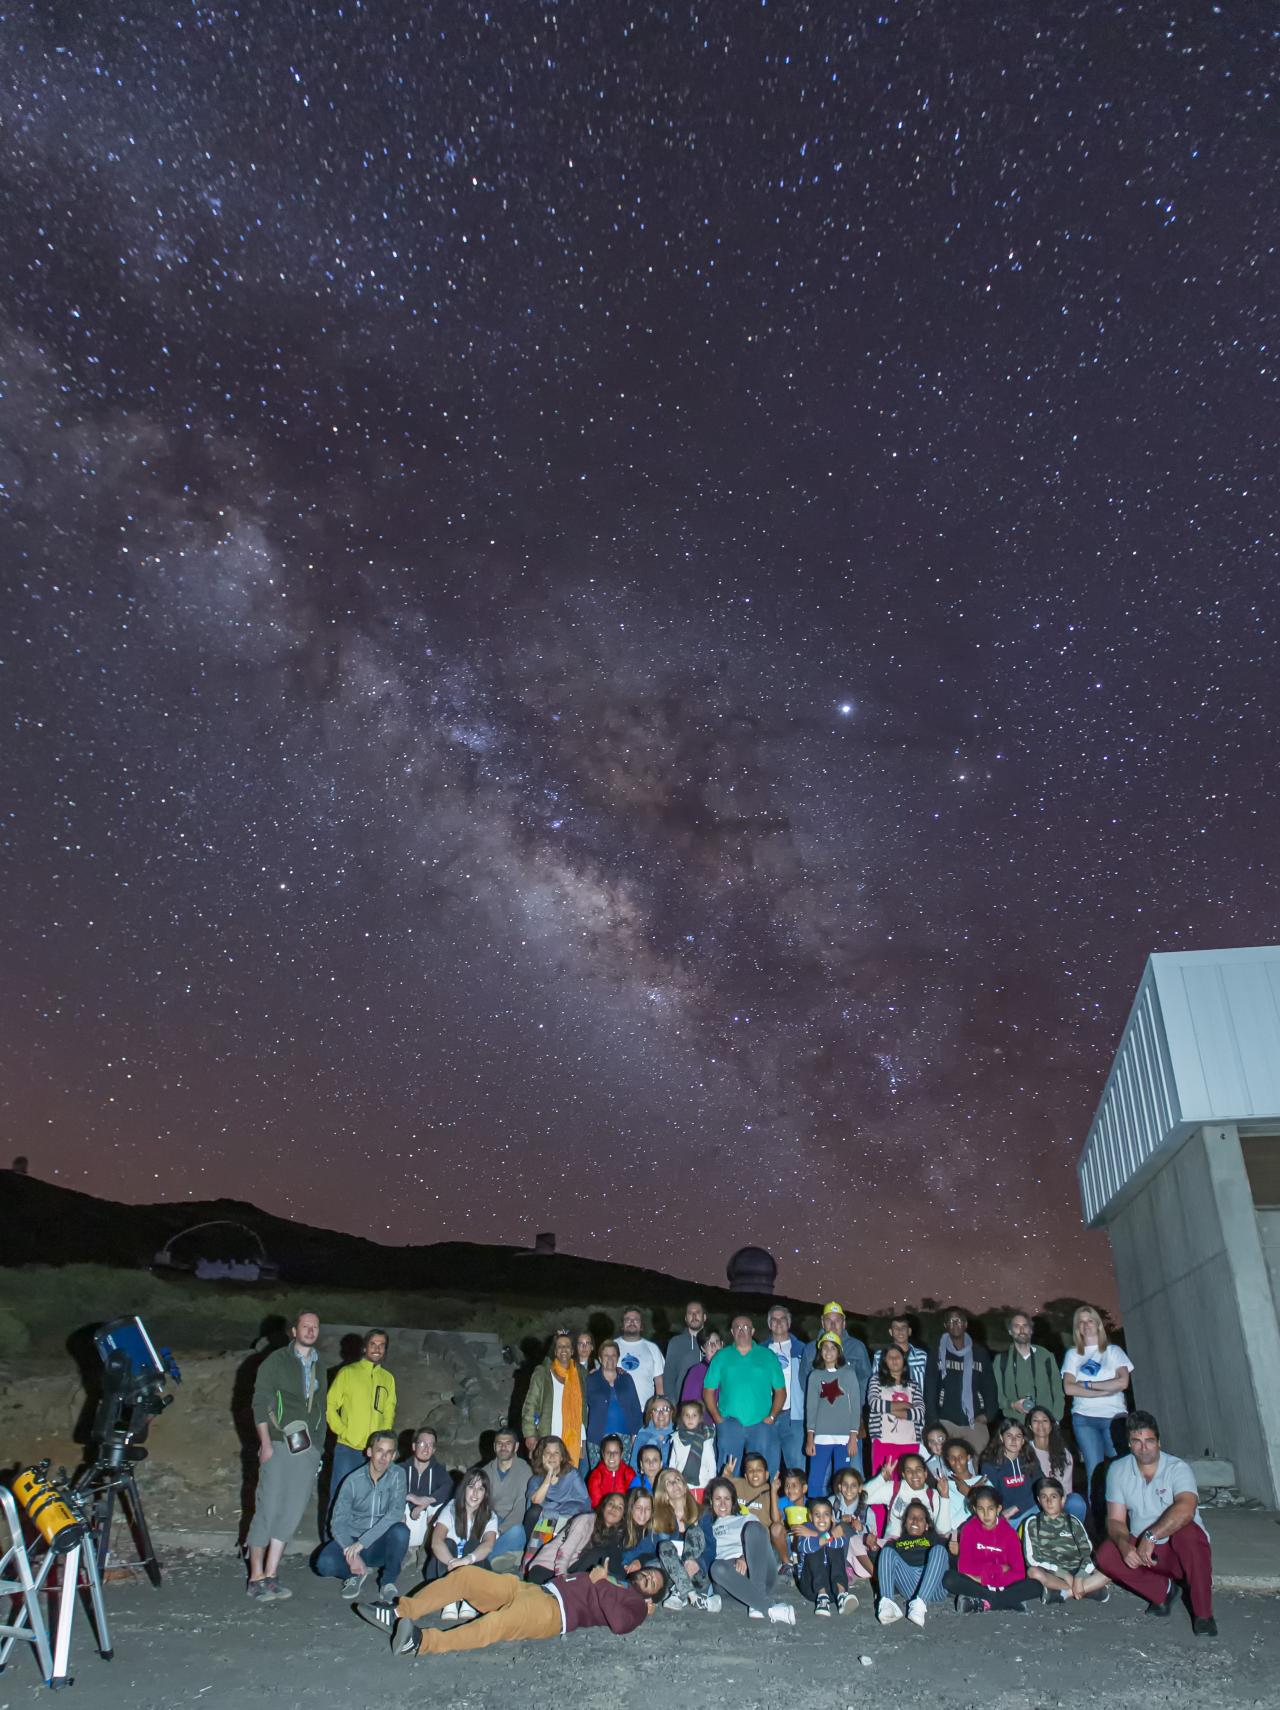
[2,1553,1275,1710]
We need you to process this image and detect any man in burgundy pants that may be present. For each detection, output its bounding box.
[1094,1410,1216,1636]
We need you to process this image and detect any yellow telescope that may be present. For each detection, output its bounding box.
[11,1464,86,1554]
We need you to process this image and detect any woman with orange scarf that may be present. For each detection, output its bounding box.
[522,1331,587,1466]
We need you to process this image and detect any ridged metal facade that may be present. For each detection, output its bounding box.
[1079,947,1280,1226]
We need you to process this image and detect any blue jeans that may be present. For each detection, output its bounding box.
[1073,1413,1120,1507]
[715,1416,779,1478]
[878,1542,949,1605]
[491,1522,526,1559]
[316,1521,408,1586]
[807,1440,850,1499]
[776,1416,806,1474]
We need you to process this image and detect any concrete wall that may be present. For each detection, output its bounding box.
[1257,1209,1280,1320]
[1105,1123,1280,1506]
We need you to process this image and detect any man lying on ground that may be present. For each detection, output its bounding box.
[355,1561,668,1656]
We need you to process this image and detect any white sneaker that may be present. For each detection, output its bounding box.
[456,1601,476,1621]
[703,1593,722,1613]
[907,1598,927,1627]
[767,1603,796,1625]
[749,1607,765,1619]
[663,1591,687,1611]
[441,1601,460,1620]
[878,1597,903,1625]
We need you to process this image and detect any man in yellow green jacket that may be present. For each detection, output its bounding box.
[328,1329,398,1505]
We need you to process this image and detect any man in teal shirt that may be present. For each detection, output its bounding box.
[703,1314,787,1477]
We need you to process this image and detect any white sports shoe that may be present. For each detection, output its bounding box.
[878,1597,903,1625]
[748,1607,765,1619]
[441,1601,459,1620]
[767,1603,796,1625]
[907,1598,927,1627]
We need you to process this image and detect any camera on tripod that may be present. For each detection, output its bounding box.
[75,1316,181,1586]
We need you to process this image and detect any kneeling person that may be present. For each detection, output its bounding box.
[316,1431,409,1602]
[358,1562,666,1655]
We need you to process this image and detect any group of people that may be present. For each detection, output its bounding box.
[244,1299,1217,1659]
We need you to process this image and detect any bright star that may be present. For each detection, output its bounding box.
[838,702,854,716]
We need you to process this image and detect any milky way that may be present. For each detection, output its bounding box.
[2,3,1276,1309]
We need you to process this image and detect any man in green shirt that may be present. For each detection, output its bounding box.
[703,1314,786,1477]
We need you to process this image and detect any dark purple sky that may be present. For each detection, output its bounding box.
[3,3,1275,1310]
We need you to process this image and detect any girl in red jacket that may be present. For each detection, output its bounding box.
[942,1486,1042,1612]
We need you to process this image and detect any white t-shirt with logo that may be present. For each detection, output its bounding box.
[712,1512,755,1561]
[616,1337,665,1410]
[1062,1344,1134,1418]
[435,1501,498,1554]
[767,1340,794,1409]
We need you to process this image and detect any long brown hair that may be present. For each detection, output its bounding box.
[652,1468,699,1532]
[452,1470,493,1545]
[623,1485,654,1547]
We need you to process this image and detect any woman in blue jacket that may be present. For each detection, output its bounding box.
[585,1339,644,1469]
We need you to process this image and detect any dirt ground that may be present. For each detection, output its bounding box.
[2,1552,1275,1710]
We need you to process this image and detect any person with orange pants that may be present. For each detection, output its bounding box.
[354,1561,667,1656]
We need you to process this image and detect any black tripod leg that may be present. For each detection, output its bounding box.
[94,1483,117,1583]
[119,1474,161,1587]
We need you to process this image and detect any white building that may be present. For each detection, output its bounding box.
[1078,945,1280,1506]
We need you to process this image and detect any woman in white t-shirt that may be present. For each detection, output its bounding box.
[1060,1305,1134,1504]
[427,1469,499,1605]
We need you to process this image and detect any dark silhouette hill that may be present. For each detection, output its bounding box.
[0,1170,815,1317]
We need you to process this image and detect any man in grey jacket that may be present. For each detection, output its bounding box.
[315,1431,409,1601]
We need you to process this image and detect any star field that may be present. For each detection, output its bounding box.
[2,2,1276,1309]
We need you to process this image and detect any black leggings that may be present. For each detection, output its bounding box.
[943,1568,1040,1609]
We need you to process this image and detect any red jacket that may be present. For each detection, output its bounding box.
[956,1515,1024,1587]
[587,1461,636,1506]
[547,1572,649,1635]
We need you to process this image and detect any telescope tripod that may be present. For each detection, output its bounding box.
[0,1483,112,1689]
[73,1435,161,1588]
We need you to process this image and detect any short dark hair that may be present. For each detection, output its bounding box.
[742,1452,768,1471]
[599,1434,625,1453]
[366,1429,397,1451]
[1035,1477,1064,1498]
[637,1564,669,1602]
[809,1496,834,1515]
[1126,1409,1160,1440]
[365,1327,389,1344]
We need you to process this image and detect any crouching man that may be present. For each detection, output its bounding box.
[315,1430,409,1603]
[356,1561,667,1656]
[1094,1410,1216,1636]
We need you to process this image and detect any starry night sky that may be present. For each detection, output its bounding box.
[2,3,1275,1311]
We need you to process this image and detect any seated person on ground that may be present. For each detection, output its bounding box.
[875,1497,950,1628]
[651,1467,716,1611]
[730,1451,789,1567]
[522,1435,591,1567]
[316,1430,409,1602]
[402,1426,453,1558]
[863,1452,951,1545]
[979,1420,1040,1530]
[831,1465,876,1580]
[480,1429,529,1561]
[700,1476,795,1625]
[620,1487,657,1574]
[1022,1478,1110,1602]
[526,1492,625,1584]
[427,1470,498,1598]
[632,1443,665,1494]
[791,1495,854,1617]
[943,1485,1042,1613]
[586,1434,636,1506]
